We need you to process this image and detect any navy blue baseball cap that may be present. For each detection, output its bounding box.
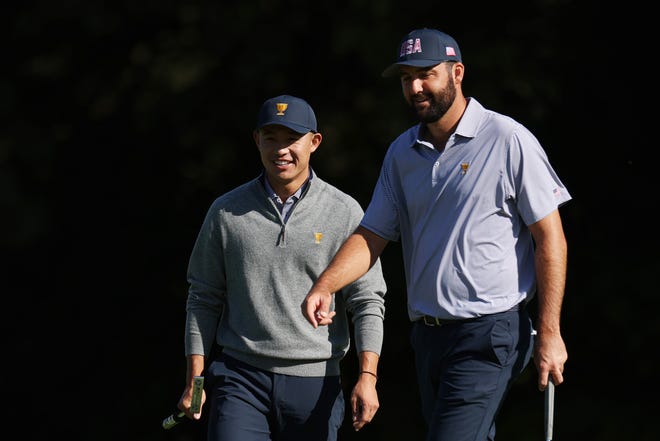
[382,28,462,77]
[256,95,317,134]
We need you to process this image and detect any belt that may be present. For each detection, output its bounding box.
[418,303,521,327]
[420,315,473,326]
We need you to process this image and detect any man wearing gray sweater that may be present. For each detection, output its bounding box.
[175,94,387,441]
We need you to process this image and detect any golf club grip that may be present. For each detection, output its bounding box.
[544,380,555,441]
[162,376,205,430]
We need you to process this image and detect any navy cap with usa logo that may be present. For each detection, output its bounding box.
[382,28,462,77]
[255,94,317,134]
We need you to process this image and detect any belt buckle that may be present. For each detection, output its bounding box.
[422,316,441,326]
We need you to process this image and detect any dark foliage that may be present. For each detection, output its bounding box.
[3,1,655,440]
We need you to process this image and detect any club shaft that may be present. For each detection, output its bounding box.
[544,380,555,441]
[162,411,185,429]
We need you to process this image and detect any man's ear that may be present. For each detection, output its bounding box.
[310,132,322,153]
[453,62,464,84]
[253,129,260,147]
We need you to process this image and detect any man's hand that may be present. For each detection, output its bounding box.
[351,373,379,431]
[301,290,336,328]
[534,330,566,391]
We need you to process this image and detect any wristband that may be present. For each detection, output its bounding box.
[359,371,378,380]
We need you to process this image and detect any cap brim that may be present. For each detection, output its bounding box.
[257,121,313,134]
[381,59,444,78]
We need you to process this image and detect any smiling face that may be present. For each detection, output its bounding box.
[254,124,322,198]
[399,61,463,124]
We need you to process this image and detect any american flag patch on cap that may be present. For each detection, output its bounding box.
[446,47,456,56]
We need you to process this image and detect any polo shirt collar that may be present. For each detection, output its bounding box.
[413,97,484,148]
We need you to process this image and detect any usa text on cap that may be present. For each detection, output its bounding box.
[382,28,462,77]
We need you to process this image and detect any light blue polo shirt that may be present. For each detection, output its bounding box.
[361,98,571,321]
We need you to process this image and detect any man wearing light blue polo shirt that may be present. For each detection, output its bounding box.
[302,28,571,441]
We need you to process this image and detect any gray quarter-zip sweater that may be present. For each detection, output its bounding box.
[185,170,386,376]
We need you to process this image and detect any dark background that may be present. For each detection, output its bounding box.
[4,1,656,440]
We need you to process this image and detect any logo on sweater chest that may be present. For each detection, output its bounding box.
[314,232,323,244]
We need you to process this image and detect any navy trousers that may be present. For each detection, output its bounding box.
[410,307,534,441]
[206,353,344,441]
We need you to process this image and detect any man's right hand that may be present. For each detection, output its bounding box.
[301,290,336,328]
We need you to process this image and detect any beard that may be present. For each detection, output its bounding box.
[409,78,457,124]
